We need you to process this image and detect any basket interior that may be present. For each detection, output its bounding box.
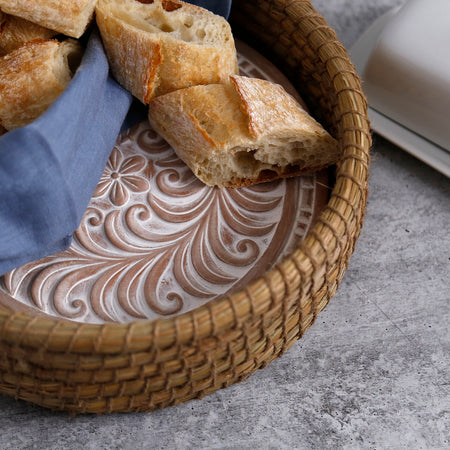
[0,0,371,414]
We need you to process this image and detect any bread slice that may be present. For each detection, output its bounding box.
[0,0,98,38]
[95,0,238,103]
[0,11,57,56]
[148,75,341,188]
[0,39,82,130]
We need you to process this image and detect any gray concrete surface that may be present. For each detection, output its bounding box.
[0,1,449,448]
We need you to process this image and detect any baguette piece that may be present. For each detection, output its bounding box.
[0,0,98,38]
[0,11,57,56]
[0,39,82,130]
[148,75,341,188]
[96,0,238,103]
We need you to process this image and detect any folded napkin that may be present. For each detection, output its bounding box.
[0,1,232,276]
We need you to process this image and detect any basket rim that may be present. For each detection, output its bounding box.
[0,0,371,356]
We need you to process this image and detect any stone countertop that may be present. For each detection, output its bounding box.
[0,1,449,448]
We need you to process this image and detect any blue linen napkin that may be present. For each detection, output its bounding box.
[0,1,232,276]
[192,0,231,18]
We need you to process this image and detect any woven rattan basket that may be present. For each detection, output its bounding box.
[0,0,370,413]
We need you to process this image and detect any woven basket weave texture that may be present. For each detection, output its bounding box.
[0,0,371,413]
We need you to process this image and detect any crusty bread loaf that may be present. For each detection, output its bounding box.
[148,75,341,188]
[0,0,98,38]
[95,0,238,103]
[0,11,57,56]
[0,39,82,130]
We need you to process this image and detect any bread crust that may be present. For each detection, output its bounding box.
[0,0,97,38]
[148,75,341,188]
[95,6,163,104]
[95,0,238,103]
[0,39,82,130]
[0,12,57,56]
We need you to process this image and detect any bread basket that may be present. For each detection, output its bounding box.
[0,0,370,413]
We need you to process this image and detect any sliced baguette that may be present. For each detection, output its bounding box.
[0,39,82,130]
[0,11,57,56]
[0,0,98,38]
[148,75,341,188]
[95,0,238,103]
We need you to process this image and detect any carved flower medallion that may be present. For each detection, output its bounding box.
[94,147,150,206]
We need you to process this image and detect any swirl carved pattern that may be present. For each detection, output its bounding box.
[0,48,325,324]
